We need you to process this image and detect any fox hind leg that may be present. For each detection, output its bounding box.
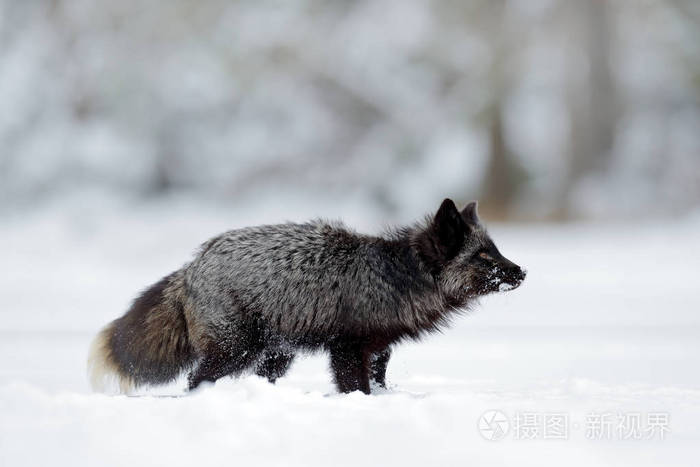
[255,349,295,383]
[187,342,261,391]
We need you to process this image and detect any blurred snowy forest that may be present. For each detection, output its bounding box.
[1,0,699,220]
[2,5,700,465]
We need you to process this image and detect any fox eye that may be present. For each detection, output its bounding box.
[479,252,492,260]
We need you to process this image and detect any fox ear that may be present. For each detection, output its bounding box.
[461,201,480,225]
[435,198,466,242]
[415,198,466,274]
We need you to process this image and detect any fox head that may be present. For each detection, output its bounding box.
[415,198,526,305]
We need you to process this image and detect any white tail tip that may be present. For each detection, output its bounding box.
[87,324,134,394]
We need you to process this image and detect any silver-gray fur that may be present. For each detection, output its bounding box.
[88,198,526,394]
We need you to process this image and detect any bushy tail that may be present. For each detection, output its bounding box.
[88,270,195,393]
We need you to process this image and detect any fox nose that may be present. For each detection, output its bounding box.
[495,252,526,283]
[507,265,526,282]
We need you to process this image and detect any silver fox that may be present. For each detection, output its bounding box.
[88,199,526,394]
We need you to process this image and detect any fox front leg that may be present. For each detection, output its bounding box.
[329,341,371,394]
[369,347,391,389]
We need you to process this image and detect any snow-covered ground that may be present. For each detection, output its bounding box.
[1,199,699,466]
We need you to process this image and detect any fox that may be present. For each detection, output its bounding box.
[88,198,526,394]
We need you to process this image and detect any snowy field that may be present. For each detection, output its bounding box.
[1,198,699,466]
